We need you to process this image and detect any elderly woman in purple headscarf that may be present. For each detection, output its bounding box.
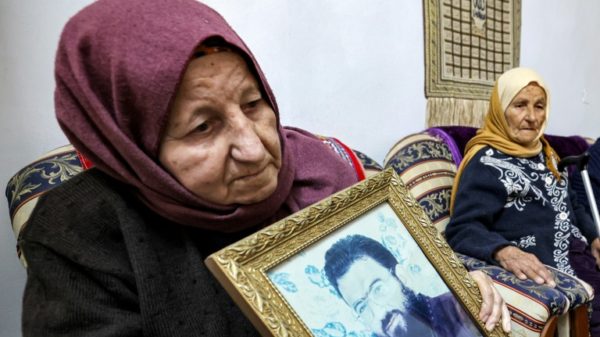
[20,0,509,336]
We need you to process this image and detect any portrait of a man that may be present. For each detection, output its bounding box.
[323,234,482,337]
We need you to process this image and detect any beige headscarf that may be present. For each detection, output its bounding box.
[450,67,560,213]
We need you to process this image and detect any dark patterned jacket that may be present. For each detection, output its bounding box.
[446,146,597,274]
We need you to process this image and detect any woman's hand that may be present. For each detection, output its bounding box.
[494,246,556,287]
[590,237,600,268]
[469,270,511,332]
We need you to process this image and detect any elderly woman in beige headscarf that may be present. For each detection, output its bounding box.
[446,67,600,336]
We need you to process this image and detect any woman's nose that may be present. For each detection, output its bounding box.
[229,115,266,162]
[524,106,536,121]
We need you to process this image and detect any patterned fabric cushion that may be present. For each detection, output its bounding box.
[384,130,594,337]
[319,136,383,179]
[460,253,592,336]
[383,132,456,233]
[353,149,383,177]
[5,145,90,265]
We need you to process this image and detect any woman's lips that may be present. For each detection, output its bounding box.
[234,165,268,182]
[520,127,537,132]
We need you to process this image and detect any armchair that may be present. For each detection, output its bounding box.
[383,126,594,337]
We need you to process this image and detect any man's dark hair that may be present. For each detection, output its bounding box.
[323,234,397,297]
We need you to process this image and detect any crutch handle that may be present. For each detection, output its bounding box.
[558,153,590,172]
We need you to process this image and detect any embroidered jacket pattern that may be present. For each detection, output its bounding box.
[446,147,597,274]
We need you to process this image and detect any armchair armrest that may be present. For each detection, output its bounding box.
[458,253,593,333]
[5,145,92,266]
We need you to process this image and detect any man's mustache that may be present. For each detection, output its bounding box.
[381,309,404,336]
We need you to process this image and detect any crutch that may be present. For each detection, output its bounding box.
[558,153,600,232]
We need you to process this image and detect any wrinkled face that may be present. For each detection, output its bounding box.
[337,257,408,337]
[504,84,547,147]
[159,52,282,205]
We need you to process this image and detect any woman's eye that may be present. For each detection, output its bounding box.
[195,122,210,133]
[242,98,262,112]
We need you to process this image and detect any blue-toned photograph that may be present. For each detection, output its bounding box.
[268,203,483,337]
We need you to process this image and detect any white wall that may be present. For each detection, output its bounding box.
[0,1,95,335]
[520,1,600,138]
[200,0,427,161]
[0,1,598,335]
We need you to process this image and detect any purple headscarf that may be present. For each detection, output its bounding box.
[55,0,358,232]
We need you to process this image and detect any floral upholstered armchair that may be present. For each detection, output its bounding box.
[384,126,593,337]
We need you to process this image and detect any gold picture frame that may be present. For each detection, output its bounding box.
[205,169,507,337]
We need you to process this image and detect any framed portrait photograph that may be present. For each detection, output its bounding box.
[205,168,507,337]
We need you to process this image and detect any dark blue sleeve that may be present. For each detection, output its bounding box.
[445,151,513,264]
[571,138,600,213]
[586,139,600,213]
[570,138,600,243]
[570,169,590,211]
[570,186,599,244]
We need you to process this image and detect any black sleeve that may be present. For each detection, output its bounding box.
[569,180,599,244]
[570,169,590,210]
[19,188,142,337]
[588,138,600,210]
[445,152,513,264]
[570,138,600,221]
[21,238,142,337]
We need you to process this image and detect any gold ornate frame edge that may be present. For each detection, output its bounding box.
[206,169,508,337]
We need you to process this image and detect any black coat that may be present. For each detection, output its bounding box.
[20,169,259,337]
[570,137,600,218]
